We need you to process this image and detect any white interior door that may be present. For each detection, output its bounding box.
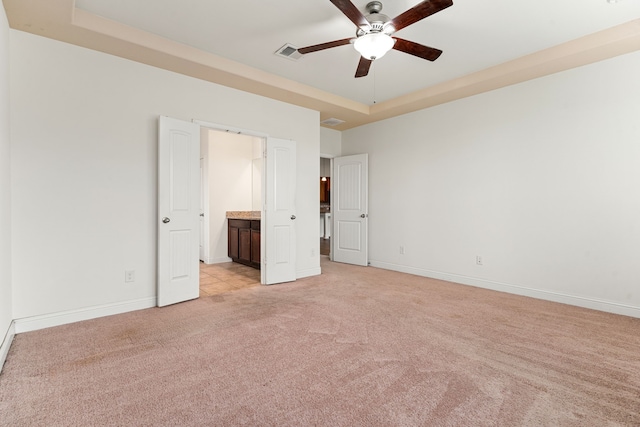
[263,137,297,285]
[199,157,205,262]
[158,116,200,306]
[332,154,368,266]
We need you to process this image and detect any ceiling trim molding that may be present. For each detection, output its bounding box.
[4,0,640,131]
[72,8,370,115]
[367,19,640,126]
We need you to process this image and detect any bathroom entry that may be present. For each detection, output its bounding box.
[200,129,263,266]
[200,126,297,285]
[159,116,298,307]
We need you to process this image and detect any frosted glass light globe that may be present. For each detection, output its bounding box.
[354,32,394,60]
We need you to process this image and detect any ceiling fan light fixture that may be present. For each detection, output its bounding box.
[354,32,394,60]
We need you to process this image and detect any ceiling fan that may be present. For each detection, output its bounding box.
[298,0,453,78]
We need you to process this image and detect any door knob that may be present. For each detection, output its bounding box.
[291,215,296,220]
[199,213,204,217]
[162,217,171,224]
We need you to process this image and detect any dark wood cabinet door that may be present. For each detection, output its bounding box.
[228,218,260,269]
[239,228,251,262]
[251,229,260,265]
[228,226,239,259]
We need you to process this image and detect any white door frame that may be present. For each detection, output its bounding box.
[194,120,269,140]
[192,119,269,270]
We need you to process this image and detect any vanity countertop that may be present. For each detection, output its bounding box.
[226,211,261,220]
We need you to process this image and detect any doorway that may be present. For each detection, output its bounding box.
[199,128,263,266]
[320,156,331,256]
[158,117,298,306]
[199,128,298,285]
[198,128,264,296]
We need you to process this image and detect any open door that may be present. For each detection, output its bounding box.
[158,116,200,306]
[199,157,206,262]
[332,154,368,266]
[263,138,297,285]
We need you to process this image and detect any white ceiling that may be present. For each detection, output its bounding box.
[74,0,640,104]
[5,0,640,129]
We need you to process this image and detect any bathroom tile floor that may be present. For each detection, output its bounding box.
[200,238,329,297]
[199,261,261,297]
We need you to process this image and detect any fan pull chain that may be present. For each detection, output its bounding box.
[373,62,377,104]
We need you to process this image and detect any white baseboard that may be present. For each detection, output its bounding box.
[0,321,16,373]
[14,297,157,334]
[369,260,640,319]
[202,256,232,265]
[297,266,322,280]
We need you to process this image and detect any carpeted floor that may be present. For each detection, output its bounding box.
[1,257,639,426]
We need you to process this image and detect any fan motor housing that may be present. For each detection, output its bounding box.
[363,1,392,34]
[365,1,383,14]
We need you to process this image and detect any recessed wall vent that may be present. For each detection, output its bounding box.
[275,44,303,61]
[321,118,346,127]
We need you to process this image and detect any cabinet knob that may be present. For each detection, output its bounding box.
[291,215,296,220]
[360,214,367,218]
[162,217,171,224]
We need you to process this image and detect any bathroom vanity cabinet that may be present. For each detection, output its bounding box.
[228,218,260,269]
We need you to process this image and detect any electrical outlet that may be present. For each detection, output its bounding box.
[476,256,483,266]
[125,270,135,283]
[399,246,405,255]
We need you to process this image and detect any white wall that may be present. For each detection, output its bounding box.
[10,30,320,322]
[251,138,262,212]
[0,6,12,350]
[320,127,342,157]
[342,50,640,318]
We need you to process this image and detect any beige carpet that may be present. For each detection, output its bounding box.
[1,257,639,426]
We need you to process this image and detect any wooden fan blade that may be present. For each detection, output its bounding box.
[330,0,370,30]
[298,38,352,54]
[388,0,453,33]
[392,37,442,61]
[355,56,373,78]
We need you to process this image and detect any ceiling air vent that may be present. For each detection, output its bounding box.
[275,44,303,61]
[321,118,345,127]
